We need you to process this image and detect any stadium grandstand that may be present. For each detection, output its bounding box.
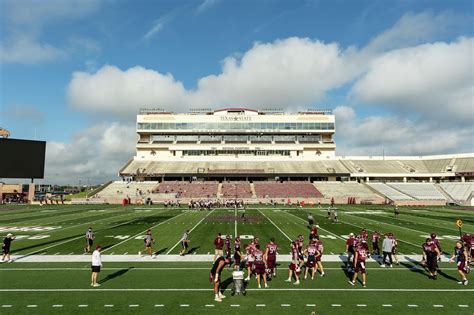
[78,108,474,206]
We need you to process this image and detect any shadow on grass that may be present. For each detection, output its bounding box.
[187,246,200,255]
[154,248,168,255]
[99,267,134,284]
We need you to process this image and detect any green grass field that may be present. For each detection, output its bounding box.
[0,203,473,314]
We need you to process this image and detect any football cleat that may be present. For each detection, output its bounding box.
[348,281,355,286]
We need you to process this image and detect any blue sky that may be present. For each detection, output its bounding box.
[0,0,473,184]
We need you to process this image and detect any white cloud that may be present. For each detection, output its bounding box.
[68,37,361,114]
[334,106,474,156]
[44,122,136,185]
[68,11,467,115]
[0,37,66,64]
[351,37,474,124]
[195,0,220,15]
[0,0,102,64]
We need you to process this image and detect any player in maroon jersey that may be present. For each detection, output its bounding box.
[461,233,474,260]
[422,238,441,279]
[285,241,301,285]
[244,240,256,281]
[345,233,356,271]
[371,230,381,256]
[304,240,320,280]
[264,238,278,277]
[430,233,442,252]
[449,241,469,285]
[314,235,325,276]
[349,243,368,287]
[360,228,369,241]
[253,244,268,288]
[225,235,232,259]
[296,235,305,268]
[233,236,242,270]
[309,225,319,242]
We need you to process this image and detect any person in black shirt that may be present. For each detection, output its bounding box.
[209,256,231,302]
[2,233,15,263]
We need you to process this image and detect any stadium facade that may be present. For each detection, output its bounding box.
[81,108,474,206]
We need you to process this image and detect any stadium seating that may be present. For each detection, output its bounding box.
[366,183,414,201]
[440,182,474,203]
[313,182,382,200]
[221,182,253,198]
[388,183,446,200]
[453,158,474,172]
[97,181,159,199]
[253,181,323,198]
[153,181,218,198]
[423,159,453,173]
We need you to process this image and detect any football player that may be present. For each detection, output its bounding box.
[449,241,469,285]
[349,242,368,287]
[315,236,325,277]
[345,233,356,271]
[265,238,278,277]
[253,244,268,288]
[372,230,381,256]
[139,229,155,257]
[285,241,301,285]
[304,239,320,280]
[233,236,242,270]
[210,255,232,302]
[422,238,441,279]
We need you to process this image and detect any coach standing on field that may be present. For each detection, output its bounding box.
[1,233,15,263]
[91,245,102,287]
[381,234,394,267]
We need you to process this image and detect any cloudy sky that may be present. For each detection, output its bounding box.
[0,0,473,185]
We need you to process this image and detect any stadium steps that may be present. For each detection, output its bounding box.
[362,182,387,199]
[249,182,257,198]
[387,184,418,200]
[434,184,456,204]
[88,181,112,198]
[217,183,223,197]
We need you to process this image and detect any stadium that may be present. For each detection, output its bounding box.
[0,108,473,315]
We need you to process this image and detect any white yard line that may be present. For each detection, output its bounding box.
[165,210,215,255]
[102,211,189,253]
[234,207,238,238]
[257,209,292,241]
[19,212,160,257]
[0,288,472,292]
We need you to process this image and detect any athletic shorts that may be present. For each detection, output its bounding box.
[91,265,101,273]
[267,257,276,269]
[289,263,297,271]
[247,261,254,269]
[209,272,220,284]
[316,254,322,262]
[234,253,241,265]
[457,261,466,272]
[348,246,354,254]
[427,256,438,272]
[254,263,265,275]
[355,261,366,274]
[88,239,94,246]
[306,256,316,268]
[2,247,10,255]
[181,241,188,249]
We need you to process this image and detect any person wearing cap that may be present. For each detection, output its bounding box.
[84,227,95,253]
[91,245,102,287]
[1,233,15,263]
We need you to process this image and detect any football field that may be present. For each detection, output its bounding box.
[0,204,473,314]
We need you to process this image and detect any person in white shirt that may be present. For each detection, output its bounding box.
[91,245,102,287]
[180,230,190,256]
